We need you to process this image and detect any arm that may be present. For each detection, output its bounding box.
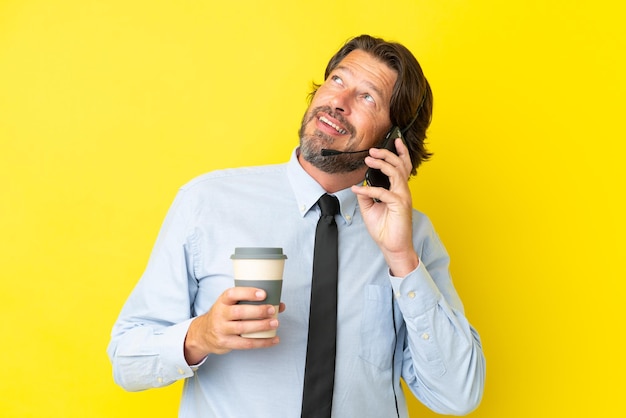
[351,138,485,414]
[392,229,485,415]
[106,189,201,391]
[107,187,282,390]
[351,139,419,277]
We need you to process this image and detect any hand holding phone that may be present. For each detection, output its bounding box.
[364,126,404,190]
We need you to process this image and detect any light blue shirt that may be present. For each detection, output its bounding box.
[107,148,485,417]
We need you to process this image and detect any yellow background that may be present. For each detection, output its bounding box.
[1,0,624,416]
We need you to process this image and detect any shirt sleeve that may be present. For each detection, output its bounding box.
[106,187,200,391]
[389,218,486,415]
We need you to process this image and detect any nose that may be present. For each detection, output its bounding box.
[331,89,352,115]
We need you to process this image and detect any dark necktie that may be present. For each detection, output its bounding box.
[301,193,340,418]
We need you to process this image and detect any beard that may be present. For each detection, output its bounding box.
[298,106,367,174]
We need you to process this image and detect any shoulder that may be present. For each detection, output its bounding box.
[180,163,288,192]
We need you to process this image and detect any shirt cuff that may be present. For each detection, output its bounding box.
[389,260,442,319]
[157,318,198,380]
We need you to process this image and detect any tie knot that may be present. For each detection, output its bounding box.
[318,193,339,217]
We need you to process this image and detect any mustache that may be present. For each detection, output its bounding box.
[307,106,355,136]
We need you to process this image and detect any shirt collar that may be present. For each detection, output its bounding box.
[287,147,358,225]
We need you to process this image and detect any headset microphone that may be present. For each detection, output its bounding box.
[320,149,369,156]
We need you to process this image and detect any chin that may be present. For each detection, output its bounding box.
[301,139,366,174]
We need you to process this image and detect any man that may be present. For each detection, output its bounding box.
[108,34,485,417]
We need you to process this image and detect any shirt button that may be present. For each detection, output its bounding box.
[395,291,401,299]
[345,214,352,221]
[408,291,416,299]
[178,368,185,375]
[157,377,163,383]
[300,205,306,212]
[421,333,430,340]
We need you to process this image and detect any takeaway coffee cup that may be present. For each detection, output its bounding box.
[231,247,287,338]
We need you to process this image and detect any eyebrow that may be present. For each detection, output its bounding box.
[334,65,386,101]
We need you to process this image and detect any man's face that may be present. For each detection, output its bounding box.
[299,49,397,173]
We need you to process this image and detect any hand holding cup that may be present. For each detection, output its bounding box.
[231,247,287,338]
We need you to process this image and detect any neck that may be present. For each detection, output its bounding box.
[297,153,366,193]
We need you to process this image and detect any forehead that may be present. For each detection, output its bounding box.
[331,49,397,101]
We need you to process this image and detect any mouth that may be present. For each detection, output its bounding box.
[319,115,348,135]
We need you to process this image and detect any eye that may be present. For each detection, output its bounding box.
[331,75,344,85]
[363,93,375,103]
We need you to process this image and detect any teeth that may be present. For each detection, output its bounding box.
[320,116,347,134]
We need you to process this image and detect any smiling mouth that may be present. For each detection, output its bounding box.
[319,116,348,135]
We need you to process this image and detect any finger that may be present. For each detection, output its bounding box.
[394,136,410,157]
[221,287,267,305]
[367,147,402,167]
[393,137,413,173]
[213,304,278,341]
[227,302,277,321]
[365,151,403,176]
[368,139,410,174]
[215,330,280,352]
[234,334,281,350]
[351,183,388,204]
[232,317,281,340]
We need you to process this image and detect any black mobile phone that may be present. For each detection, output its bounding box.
[365,126,404,189]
